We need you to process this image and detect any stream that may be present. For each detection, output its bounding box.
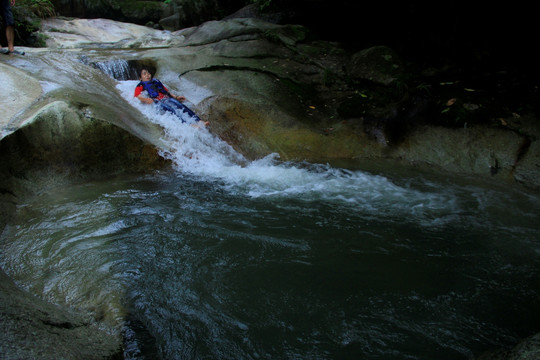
[1,58,539,360]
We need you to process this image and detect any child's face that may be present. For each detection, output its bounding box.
[140,69,152,81]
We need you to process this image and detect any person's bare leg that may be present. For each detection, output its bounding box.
[6,25,14,52]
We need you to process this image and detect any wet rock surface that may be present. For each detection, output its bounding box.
[0,270,122,359]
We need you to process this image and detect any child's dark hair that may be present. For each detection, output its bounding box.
[139,66,154,77]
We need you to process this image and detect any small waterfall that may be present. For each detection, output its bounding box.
[93,59,139,81]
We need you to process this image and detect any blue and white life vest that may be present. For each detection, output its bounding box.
[137,79,169,99]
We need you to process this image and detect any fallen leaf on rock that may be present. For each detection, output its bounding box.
[446,98,457,106]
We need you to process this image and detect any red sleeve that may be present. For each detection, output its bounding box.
[134,85,143,97]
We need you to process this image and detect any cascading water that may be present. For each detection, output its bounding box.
[115,79,453,217]
[1,60,539,360]
[91,59,138,81]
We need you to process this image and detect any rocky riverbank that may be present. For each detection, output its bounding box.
[1,16,539,359]
[36,17,540,191]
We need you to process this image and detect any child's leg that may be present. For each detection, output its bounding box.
[161,98,201,123]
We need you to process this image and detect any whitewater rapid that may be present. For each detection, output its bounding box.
[116,79,459,220]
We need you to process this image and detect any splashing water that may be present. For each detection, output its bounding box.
[115,80,459,224]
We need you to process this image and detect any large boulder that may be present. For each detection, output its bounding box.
[0,269,122,359]
[40,17,178,49]
[393,125,525,180]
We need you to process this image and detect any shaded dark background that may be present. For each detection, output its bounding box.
[266,1,536,73]
[261,0,538,118]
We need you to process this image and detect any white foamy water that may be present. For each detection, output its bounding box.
[116,80,457,221]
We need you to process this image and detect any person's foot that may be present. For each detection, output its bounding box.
[190,121,210,129]
[1,49,25,55]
